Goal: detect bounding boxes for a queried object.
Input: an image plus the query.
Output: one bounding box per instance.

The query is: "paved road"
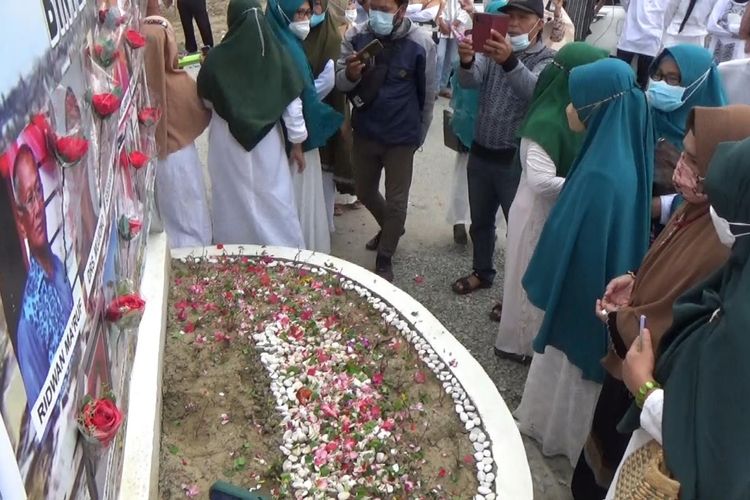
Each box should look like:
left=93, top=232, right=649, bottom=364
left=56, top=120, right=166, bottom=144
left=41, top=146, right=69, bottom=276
left=190, top=73, right=574, bottom=498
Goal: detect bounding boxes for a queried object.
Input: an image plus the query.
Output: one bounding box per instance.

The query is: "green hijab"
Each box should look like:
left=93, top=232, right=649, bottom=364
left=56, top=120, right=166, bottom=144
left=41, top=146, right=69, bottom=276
left=304, top=0, right=343, bottom=77
left=196, top=0, right=304, bottom=151
left=518, top=42, right=608, bottom=177
left=621, top=138, right=750, bottom=500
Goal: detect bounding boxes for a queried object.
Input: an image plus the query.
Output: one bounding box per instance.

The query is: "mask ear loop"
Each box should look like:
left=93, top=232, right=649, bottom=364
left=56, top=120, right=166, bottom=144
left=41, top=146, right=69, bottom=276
left=278, top=4, right=293, bottom=25
left=679, top=69, right=711, bottom=104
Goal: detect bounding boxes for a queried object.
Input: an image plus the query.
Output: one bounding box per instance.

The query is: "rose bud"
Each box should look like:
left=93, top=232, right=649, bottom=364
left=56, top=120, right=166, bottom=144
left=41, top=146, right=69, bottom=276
left=91, top=92, right=121, bottom=119
left=125, top=29, right=146, bottom=49
left=127, top=150, right=150, bottom=169
left=137, top=107, right=162, bottom=127
left=54, top=134, right=89, bottom=165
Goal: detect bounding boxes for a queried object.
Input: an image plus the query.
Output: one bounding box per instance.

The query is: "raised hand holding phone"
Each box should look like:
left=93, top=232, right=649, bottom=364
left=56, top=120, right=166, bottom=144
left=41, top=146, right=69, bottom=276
left=483, top=29, right=513, bottom=65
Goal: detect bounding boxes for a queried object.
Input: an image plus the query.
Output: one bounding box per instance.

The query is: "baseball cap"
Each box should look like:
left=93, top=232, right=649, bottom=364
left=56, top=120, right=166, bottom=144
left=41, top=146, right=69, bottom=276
left=499, top=0, right=544, bottom=18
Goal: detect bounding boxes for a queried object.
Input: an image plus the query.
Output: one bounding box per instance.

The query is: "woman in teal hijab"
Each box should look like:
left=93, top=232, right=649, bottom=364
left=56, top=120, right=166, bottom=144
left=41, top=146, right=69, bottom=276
left=267, top=0, right=344, bottom=252
left=648, top=44, right=727, bottom=148
left=648, top=45, right=727, bottom=239
left=267, top=0, right=343, bottom=152
left=515, top=58, right=654, bottom=465
left=612, top=138, right=750, bottom=500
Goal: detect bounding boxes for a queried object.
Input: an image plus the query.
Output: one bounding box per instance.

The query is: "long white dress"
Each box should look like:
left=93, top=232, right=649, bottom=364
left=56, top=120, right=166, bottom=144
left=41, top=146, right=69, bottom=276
left=291, top=60, right=335, bottom=254
left=515, top=346, right=603, bottom=466
left=207, top=98, right=306, bottom=248
left=155, top=143, right=212, bottom=248
left=495, top=139, right=564, bottom=356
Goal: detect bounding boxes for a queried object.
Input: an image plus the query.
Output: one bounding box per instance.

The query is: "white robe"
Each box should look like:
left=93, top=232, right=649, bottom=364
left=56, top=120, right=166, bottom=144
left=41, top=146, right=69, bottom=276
left=446, top=152, right=471, bottom=226
left=292, top=150, right=331, bottom=253
left=495, top=139, right=563, bottom=357
left=515, top=346, right=603, bottom=467
left=719, top=58, right=750, bottom=104
left=207, top=100, right=306, bottom=248
left=155, top=143, right=212, bottom=249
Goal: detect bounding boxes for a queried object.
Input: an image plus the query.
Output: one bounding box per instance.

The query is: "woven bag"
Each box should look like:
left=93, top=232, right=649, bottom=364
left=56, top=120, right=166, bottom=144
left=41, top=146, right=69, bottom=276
left=614, top=440, right=680, bottom=500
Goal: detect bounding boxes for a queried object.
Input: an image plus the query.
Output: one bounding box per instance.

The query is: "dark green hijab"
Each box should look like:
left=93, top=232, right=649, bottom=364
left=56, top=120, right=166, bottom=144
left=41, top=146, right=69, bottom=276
left=196, top=0, right=304, bottom=151
left=518, top=42, right=608, bottom=177
left=303, top=0, right=342, bottom=77
left=621, top=138, right=750, bottom=500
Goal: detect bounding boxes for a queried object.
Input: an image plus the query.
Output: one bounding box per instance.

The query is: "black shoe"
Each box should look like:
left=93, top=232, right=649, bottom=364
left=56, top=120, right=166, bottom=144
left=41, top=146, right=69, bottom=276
left=453, top=224, right=468, bottom=245
left=494, top=346, right=532, bottom=365
left=365, top=231, right=382, bottom=251
left=375, top=254, right=394, bottom=282
left=365, top=229, right=405, bottom=251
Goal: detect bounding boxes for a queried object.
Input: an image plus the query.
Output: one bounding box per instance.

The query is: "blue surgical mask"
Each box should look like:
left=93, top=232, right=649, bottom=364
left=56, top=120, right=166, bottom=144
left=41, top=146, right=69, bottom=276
left=369, top=10, right=395, bottom=36
left=311, top=12, right=326, bottom=28
left=509, top=21, right=540, bottom=52
left=646, top=79, right=685, bottom=112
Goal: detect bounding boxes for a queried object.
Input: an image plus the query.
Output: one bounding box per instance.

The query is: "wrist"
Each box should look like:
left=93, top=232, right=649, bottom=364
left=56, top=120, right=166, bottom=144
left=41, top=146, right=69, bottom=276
left=501, top=54, right=519, bottom=72
left=635, top=379, right=661, bottom=408
left=460, top=56, right=475, bottom=68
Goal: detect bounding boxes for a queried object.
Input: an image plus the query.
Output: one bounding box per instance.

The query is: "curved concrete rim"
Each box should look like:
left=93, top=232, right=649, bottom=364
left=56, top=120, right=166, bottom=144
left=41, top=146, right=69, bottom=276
left=171, top=245, right=533, bottom=499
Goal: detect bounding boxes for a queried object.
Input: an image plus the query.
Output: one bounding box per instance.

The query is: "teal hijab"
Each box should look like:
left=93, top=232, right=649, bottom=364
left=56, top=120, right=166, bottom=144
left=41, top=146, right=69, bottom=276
left=449, top=0, right=505, bottom=148
left=620, top=139, right=750, bottom=500
left=650, top=45, right=727, bottom=148
left=266, top=0, right=343, bottom=151
left=522, top=58, right=654, bottom=383
left=197, top=0, right=304, bottom=151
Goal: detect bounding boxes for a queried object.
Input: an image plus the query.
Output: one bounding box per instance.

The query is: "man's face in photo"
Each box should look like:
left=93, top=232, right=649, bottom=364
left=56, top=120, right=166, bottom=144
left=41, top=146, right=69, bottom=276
left=14, top=149, right=49, bottom=255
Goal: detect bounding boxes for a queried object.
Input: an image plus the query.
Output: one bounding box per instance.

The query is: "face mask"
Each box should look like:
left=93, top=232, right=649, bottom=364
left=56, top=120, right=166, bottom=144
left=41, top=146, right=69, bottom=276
left=509, top=21, right=540, bottom=52
left=345, top=8, right=358, bottom=22
left=647, top=79, right=685, bottom=112
left=709, top=205, right=750, bottom=248
left=369, top=10, right=395, bottom=36
left=289, top=20, right=311, bottom=40
left=566, top=103, right=585, bottom=133
left=311, top=12, right=326, bottom=28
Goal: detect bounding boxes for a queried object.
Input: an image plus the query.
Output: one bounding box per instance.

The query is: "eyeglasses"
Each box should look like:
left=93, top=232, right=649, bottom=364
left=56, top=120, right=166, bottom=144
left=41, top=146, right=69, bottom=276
left=651, top=71, right=681, bottom=86
left=17, top=181, right=43, bottom=214
left=295, top=8, right=313, bottom=18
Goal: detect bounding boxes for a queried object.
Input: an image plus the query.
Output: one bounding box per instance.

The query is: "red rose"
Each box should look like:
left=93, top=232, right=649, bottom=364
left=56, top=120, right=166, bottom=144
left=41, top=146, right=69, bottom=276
left=296, top=387, right=313, bottom=404
left=105, top=294, right=146, bottom=322
left=92, top=39, right=119, bottom=67
left=125, top=29, right=146, bottom=49
left=117, top=214, right=143, bottom=241
left=127, top=150, right=150, bottom=169
left=137, top=107, right=162, bottom=127
left=92, top=92, right=121, bottom=118
left=78, top=397, right=123, bottom=447
left=53, top=134, right=89, bottom=165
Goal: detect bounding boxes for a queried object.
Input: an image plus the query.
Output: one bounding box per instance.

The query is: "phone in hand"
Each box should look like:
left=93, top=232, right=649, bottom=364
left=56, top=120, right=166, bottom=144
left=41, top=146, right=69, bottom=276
left=356, top=39, right=384, bottom=63
left=471, top=13, right=509, bottom=53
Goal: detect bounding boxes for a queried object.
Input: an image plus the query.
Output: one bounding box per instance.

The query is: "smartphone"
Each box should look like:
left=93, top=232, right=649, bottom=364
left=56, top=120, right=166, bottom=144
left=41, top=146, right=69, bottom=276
left=356, top=39, right=384, bottom=63
left=638, top=315, right=647, bottom=349
left=471, top=13, right=509, bottom=53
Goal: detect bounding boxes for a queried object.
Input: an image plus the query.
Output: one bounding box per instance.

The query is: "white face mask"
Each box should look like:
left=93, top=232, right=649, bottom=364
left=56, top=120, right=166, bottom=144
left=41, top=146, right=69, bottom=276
left=289, top=20, right=311, bottom=40
left=345, top=8, right=357, bottom=22
left=709, top=205, right=750, bottom=248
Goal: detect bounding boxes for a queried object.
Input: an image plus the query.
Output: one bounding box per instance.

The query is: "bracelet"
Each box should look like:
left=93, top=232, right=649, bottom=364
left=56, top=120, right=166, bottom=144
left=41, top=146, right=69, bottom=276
left=635, top=380, right=661, bottom=409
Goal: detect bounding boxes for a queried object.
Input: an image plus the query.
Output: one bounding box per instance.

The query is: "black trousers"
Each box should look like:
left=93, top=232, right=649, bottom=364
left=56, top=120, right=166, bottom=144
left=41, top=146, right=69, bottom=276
left=177, top=0, right=214, bottom=53
left=616, top=49, right=655, bottom=89
left=467, top=144, right=521, bottom=284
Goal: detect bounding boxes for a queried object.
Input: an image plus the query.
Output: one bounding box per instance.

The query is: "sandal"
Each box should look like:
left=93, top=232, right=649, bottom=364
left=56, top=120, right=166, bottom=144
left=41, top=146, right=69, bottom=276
left=489, top=302, right=503, bottom=322
left=494, top=347, right=532, bottom=365
left=451, top=272, right=491, bottom=295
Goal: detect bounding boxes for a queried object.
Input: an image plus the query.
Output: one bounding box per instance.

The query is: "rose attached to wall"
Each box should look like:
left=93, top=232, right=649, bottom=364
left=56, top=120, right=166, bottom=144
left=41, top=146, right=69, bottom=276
left=76, top=392, right=124, bottom=447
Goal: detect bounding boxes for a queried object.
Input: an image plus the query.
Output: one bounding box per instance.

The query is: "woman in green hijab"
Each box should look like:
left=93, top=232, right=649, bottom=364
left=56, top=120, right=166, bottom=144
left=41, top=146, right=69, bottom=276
left=608, top=137, right=750, bottom=500
left=197, top=0, right=307, bottom=247
left=493, top=42, right=608, bottom=364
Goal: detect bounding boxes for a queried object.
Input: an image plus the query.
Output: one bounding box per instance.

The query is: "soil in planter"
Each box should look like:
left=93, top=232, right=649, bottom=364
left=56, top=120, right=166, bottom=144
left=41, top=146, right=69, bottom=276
left=159, top=256, right=480, bottom=498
